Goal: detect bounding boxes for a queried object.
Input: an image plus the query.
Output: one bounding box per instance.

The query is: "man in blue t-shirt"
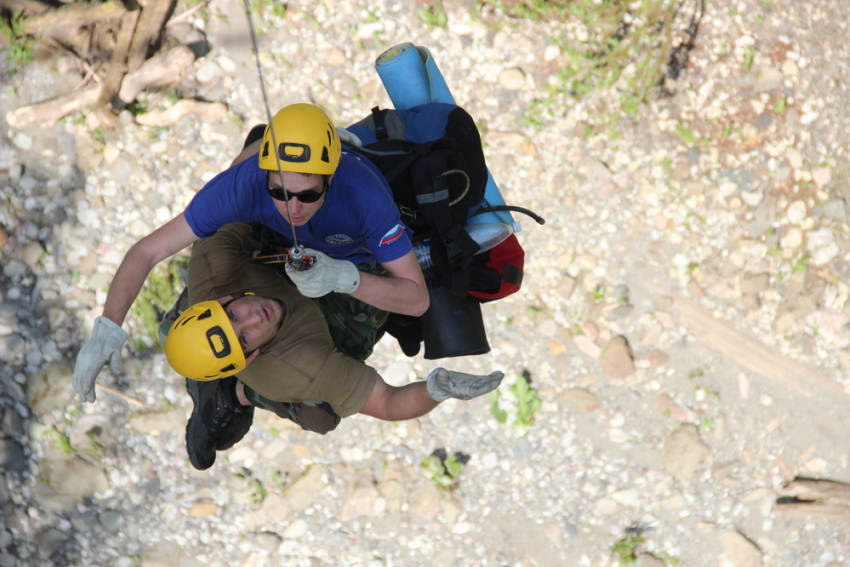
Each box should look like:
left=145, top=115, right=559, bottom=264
left=73, top=103, right=430, bottom=403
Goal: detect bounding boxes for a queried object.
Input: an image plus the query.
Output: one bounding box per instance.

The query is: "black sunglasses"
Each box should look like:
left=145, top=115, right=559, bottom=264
left=266, top=174, right=328, bottom=203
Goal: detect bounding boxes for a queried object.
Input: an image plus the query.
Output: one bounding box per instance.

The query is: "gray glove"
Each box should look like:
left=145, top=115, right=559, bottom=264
left=336, top=127, right=362, bottom=148
left=285, top=248, right=361, bottom=298
left=426, top=368, right=505, bottom=402
left=72, top=316, right=128, bottom=403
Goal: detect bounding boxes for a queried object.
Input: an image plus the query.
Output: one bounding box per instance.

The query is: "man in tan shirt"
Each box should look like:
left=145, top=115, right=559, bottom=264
left=162, top=222, right=503, bottom=470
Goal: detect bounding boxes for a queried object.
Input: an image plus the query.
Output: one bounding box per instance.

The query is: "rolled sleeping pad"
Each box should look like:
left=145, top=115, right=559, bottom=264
left=374, top=43, right=520, bottom=231
left=374, top=42, right=455, bottom=110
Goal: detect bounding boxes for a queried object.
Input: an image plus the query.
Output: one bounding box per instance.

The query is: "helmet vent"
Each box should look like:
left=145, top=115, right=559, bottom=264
left=321, top=147, right=330, bottom=163
left=198, top=309, right=212, bottom=320
left=178, top=315, right=196, bottom=326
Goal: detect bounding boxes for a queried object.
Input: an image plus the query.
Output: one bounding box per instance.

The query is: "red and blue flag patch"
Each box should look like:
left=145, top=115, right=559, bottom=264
left=379, top=224, right=404, bottom=247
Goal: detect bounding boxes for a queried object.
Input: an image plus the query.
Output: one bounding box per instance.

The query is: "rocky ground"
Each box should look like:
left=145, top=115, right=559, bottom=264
left=1, top=0, right=850, bottom=565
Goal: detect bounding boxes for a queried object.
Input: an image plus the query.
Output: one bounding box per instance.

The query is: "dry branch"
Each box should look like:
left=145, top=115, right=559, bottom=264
left=127, top=0, right=177, bottom=72
left=22, top=1, right=126, bottom=36
left=97, top=9, right=140, bottom=107
left=0, top=0, right=55, bottom=16
left=5, top=45, right=195, bottom=128
left=135, top=99, right=227, bottom=127
left=774, top=478, right=850, bottom=520
left=673, top=295, right=849, bottom=400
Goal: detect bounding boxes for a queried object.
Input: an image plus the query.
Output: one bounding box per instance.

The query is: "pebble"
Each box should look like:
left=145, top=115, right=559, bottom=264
left=497, top=67, right=526, bottom=91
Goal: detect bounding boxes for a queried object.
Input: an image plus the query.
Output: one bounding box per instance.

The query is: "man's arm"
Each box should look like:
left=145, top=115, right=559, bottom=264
left=102, top=213, right=199, bottom=324
left=73, top=213, right=200, bottom=402
left=358, top=377, right=438, bottom=421
left=358, top=368, right=505, bottom=421
left=350, top=250, right=430, bottom=316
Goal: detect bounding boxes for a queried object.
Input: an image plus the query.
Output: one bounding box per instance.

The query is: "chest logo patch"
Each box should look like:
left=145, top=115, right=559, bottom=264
left=326, top=234, right=354, bottom=245
left=379, top=224, right=405, bottom=247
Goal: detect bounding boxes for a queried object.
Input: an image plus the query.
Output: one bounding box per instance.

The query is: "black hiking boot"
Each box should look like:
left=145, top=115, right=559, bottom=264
left=185, top=377, right=253, bottom=470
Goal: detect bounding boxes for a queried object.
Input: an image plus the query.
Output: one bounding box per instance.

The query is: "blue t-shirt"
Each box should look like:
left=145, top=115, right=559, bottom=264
left=185, top=152, right=412, bottom=265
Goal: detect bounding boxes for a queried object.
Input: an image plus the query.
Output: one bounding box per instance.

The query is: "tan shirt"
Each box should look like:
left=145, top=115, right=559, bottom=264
left=187, top=223, right=377, bottom=417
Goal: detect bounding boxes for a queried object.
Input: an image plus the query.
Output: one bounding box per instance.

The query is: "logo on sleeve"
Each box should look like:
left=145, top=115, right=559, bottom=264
left=326, top=234, right=354, bottom=245
left=379, top=224, right=404, bottom=247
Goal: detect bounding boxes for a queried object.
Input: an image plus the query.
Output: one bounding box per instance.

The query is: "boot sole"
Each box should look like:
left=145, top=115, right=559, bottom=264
left=186, top=378, right=215, bottom=471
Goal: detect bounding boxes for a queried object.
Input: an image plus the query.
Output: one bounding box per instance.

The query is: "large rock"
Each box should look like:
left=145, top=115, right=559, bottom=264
left=282, top=465, right=326, bottom=512
left=664, top=424, right=710, bottom=481
left=141, top=540, right=205, bottom=567
left=27, top=360, right=75, bottom=417
left=600, top=335, right=636, bottom=379
left=719, top=530, right=763, bottom=567
left=32, top=457, right=109, bottom=512
left=128, top=407, right=187, bottom=435
left=340, top=470, right=382, bottom=521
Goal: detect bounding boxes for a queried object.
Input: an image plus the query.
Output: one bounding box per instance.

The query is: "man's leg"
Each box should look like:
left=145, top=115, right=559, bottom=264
left=240, top=383, right=341, bottom=435
left=160, top=289, right=256, bottom=469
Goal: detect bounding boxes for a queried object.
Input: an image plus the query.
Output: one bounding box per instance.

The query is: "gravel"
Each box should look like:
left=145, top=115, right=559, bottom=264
left=1, top=0, right=850, bottom=565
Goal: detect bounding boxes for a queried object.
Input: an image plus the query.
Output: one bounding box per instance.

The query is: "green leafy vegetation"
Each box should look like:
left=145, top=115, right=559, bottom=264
left=0, top=12, right=34, bottom=71
left=490, top=373, right=542, bottom=428
left=417, top=0, right=448, bottom=29
left=489, top=0, right=703, bottom=126
left=489, top=391, right=508, bottom=423
left=510, top=374, right=542, bottom=428
left=44, top=425, right=73, bottom=456
left=130, top=255, right=189, bottom=349
left=420, top=451, right=463, bottom=497
left=611, top=532, right=644, bottom=564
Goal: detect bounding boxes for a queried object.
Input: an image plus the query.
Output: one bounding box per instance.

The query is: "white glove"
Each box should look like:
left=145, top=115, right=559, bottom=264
left=336, top=127, right=362, bottom=148
left=426, top=368, right=505, bottom=402
left=72, top=316, right=128, bottom=403
left=285, top=248, right=361, bottom=298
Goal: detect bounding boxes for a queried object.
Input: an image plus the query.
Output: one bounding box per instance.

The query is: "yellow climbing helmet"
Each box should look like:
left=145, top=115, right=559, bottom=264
left=164, top=300, right=246, bottom=381
left=259, top=103, right=341, bottom=175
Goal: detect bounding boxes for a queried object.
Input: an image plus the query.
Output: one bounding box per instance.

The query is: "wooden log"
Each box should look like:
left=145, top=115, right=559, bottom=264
left=22, top=1, right=126, bottom=36
left=118, top=44, right=194, bottom=102
left=135, top=99, right=227, bottom=127
left=127, top=0, right=177, bottom=72
left=97, top=9, right=140, bottom=107
left=5, top=45, right=195, bottom=128
left=773, top=478, right=850, bottom=519
left=0, top=0, right=56, bottom=16
left=674, top=295, right=850, bottom=400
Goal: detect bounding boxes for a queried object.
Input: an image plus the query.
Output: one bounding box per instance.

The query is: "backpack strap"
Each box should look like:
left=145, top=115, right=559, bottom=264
left=371, top=106, right=388, bottom=140
left=410, top=149, right=480, bottom=294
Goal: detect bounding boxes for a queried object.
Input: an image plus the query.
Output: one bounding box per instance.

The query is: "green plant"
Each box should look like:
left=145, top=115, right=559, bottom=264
left=44, top=425, right=73, bottom=456
left=420, top=452, right=462, bottom=497
left=510, top=374, right=542, bottom=428
left=417, top=0, right=448, bottom=29
left=593, top=285, right=605, bottom=303
left=86, top=430, right=104, bottom=458
left=91, top=127, right=107, bottom=144
left=509, top=0, right=702, bottom=125
left=271, top=471, right=287, bottom=491
left=130, top=255, right=189, bottom=348
left=611, top=532, right=644, bottom=565
left=489, top=391, right=508, bottom=423
left=743, top=46, right=756, bottom=71
left=244, top=478, right=268, bottom=506
left=126, top=100, right=148, bottom=116
left=700, top=417, right=716, bottom=431
left=677, top=123, right=697, bottom=144
left=0, top=12, right=34, bottom=70
left=791, top=256, right=809, bottom=273
left=687, top=367, right=705, bottom=379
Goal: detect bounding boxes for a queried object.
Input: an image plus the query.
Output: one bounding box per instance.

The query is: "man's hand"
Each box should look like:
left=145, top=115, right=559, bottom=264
left=426, top=368, right=505, bottom=402
left=286, top=249, right=361, bottom=298
left=72, top=317, right=129, bottom=403
left=336, top=127, right=362, bottom=148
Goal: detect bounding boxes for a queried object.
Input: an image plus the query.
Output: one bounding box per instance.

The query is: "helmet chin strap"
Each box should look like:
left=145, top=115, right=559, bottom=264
left=240, top=0, right=304, bottom=263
